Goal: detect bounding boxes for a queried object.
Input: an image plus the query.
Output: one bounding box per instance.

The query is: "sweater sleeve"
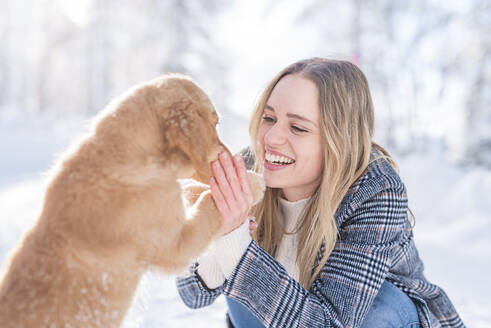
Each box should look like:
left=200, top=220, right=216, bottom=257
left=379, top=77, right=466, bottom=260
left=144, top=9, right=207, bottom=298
left=221, top=178, right=409, bottom=328
left=175, top=220, right=252, bottom=308
left=212, top=220, right=252, bottom=279
left=175, top=260, right=223, bottom=309
left=195, top=219, right=251, bottom=288
left=195, top=252, right=225, bottom=289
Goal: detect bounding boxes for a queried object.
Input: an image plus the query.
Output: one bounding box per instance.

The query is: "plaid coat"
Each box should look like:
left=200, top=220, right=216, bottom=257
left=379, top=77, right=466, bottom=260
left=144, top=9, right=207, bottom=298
left=176, top=150, right=465, bottom=328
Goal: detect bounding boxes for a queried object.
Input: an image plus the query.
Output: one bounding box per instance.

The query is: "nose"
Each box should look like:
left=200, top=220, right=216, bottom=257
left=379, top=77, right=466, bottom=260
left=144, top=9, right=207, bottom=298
left=263, top=123, right=287, bottom=146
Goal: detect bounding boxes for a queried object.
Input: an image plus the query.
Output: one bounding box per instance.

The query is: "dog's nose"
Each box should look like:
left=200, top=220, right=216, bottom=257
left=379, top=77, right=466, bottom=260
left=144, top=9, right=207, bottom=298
left=211, top=143, right=232, bottom=162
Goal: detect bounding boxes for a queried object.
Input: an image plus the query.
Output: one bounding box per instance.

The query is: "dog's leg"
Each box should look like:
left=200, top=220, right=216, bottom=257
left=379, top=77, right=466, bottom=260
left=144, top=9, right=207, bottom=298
left=174, top=172, right=265, bottom=266
left=182, top=183, right=209, bottom=206
left=173, top=190, right=221, bottom=266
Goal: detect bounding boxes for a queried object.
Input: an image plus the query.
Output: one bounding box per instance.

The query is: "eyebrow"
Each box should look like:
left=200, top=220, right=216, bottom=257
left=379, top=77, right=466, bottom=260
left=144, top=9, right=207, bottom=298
left=264, top=104, right=316, bottom=125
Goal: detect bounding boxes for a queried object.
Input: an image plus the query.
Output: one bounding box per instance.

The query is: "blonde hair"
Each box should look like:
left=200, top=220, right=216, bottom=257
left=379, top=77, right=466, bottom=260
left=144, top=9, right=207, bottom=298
left=249, top=58, right=407, bottom=289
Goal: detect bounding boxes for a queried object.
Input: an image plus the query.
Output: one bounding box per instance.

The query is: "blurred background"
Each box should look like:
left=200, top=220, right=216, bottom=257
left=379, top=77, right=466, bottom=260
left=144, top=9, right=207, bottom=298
left=0, top=0, right=490, bottom=327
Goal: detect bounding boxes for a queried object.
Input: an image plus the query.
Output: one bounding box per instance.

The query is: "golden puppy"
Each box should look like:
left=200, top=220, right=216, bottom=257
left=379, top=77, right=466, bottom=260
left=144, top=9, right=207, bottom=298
left=0, top=74, right=265, bottom=328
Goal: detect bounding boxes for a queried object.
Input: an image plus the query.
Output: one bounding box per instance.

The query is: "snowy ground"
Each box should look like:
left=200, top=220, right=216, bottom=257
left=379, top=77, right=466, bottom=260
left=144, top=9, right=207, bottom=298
left=0, top=115, right=490, bottom=327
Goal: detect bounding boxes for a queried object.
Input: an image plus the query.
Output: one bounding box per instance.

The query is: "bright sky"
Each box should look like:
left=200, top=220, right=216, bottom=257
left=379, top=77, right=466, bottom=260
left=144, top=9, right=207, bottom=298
left=214, top=0, right=323, bottom=115
left=53, top=0, right=474, bottom=152
left=213, top=0, right=469, bottom=147
left=56, top=0, right=92, bottom=27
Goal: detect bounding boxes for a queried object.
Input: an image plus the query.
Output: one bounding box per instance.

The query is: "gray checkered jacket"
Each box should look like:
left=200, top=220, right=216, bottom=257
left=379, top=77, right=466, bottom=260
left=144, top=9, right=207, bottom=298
left=176, top=149, right=464, bottom=328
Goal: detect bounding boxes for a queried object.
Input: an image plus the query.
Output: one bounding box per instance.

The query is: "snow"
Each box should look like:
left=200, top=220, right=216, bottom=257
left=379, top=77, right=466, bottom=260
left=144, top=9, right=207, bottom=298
left=0, top=114, right=490, bottom=327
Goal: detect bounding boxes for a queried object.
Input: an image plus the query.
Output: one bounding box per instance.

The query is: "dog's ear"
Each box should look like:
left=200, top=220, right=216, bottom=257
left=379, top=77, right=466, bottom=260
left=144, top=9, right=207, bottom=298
left=163, top=102, right=212, bottom=180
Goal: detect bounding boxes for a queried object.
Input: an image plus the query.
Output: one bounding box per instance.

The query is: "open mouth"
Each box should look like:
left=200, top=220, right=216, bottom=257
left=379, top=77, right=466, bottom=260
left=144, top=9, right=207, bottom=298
left=264, top=152, right=295, bottom=166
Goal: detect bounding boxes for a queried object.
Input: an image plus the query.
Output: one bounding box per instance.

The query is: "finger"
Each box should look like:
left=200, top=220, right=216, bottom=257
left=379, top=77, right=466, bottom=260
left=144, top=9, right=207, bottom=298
left=219, top=152, right=244, bottom=202
left=234, top=155, right=253, bottom=200
left=210, top=176, right=230, bottom=214
left=212, top=160, right=236, bottom=206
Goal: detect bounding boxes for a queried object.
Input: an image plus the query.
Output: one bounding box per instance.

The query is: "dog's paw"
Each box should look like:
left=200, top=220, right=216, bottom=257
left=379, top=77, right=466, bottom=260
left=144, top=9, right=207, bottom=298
left=246, top=171, right=265, bottom=205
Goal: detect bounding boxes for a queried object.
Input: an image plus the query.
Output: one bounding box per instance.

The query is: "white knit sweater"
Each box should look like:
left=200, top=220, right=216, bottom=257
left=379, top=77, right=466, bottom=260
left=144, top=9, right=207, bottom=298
left=196, top=197, right=310, bottom=289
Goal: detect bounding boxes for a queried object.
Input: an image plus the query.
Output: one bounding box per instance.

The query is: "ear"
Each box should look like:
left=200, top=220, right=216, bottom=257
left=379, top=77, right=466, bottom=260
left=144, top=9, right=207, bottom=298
left=163, top=102, right=211, bottom=180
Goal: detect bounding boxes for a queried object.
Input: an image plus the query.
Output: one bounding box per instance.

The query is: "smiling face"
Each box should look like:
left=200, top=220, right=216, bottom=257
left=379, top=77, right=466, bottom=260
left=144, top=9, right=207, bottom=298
left=257, top=74, right=324, bottom=201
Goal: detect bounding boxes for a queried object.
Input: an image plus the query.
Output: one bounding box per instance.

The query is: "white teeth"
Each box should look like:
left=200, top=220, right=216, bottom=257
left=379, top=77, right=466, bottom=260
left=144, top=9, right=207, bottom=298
left=265, top=152, right=295, bottom=164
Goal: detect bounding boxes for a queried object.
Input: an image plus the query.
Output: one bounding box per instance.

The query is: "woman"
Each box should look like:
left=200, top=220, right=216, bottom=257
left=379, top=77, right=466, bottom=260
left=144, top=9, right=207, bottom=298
left=176, top=58, right=464, bottom=327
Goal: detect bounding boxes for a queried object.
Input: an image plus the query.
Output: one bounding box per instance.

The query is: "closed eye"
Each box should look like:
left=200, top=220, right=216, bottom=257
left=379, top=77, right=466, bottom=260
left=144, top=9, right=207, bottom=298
left=292, top=126, right=308, bottom=133
left=262, top=116, right=309, bottom=133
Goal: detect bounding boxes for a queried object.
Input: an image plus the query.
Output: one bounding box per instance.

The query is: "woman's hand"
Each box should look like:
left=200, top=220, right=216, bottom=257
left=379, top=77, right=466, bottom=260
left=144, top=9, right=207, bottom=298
left=210, top=151, right=254, bottom=236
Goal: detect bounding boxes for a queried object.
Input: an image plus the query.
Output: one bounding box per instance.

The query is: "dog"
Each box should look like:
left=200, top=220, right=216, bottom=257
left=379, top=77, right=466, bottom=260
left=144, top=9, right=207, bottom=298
left=0, top=74, right=265, bottom=328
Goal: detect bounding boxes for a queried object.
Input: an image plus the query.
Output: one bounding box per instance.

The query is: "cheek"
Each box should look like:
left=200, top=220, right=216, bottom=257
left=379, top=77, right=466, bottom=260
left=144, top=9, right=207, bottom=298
left=257, top=124, right=267, bottom=148
left=312, top=152, right=324, bottom=175
left=299, top=140, right=323, bottom=170
left=313, top=149, right=324, bottom=175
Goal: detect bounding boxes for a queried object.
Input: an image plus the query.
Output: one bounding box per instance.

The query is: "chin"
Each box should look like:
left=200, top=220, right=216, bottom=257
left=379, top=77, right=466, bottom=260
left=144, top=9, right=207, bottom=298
left=263, top=176, right=282, bottom=189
